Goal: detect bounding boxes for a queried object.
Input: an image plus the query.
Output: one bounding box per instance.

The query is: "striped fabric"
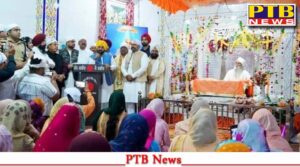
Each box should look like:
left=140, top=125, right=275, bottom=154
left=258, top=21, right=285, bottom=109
left=17, top=74, right=57, bottom=116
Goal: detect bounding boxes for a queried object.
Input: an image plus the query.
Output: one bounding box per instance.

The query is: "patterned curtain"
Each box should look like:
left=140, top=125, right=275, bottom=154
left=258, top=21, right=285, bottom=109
left=98, top=0, right=107, bottom=39
left=35, top=0, right=59, bottom=39
left=126, top=0, right=134, bottom=26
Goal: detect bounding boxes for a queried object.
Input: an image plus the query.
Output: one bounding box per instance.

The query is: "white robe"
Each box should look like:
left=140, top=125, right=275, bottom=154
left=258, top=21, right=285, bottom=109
left=0, top=61, right=30, bottom=100
left=97, top=56, right=117, bottom=104
left=77, top=49, right=95, bottom=64
left=223, top=68, right=251, bottom=81
left=121, top=52, right=149, bottom=103
left=148, top=59, right=160, bottom=93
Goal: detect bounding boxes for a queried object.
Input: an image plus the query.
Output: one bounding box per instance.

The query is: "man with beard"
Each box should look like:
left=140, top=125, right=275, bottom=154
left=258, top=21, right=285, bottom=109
left=59, top=37, right=79, bottom=88
left=223, top=57, right=251, bottom=81
left=121, top=40, right=149, bottom=114
left=140, top=33, right=151, bottom=57
left=147, top=46, right=165, bottom=96
left=32, top=34, right=55, bottom=73
left=91, top=40, right=116, bottom=108
left=6, top=24, right=27, bottom=69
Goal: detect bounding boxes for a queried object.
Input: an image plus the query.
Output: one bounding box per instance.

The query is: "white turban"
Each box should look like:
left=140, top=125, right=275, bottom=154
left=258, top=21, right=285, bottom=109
left=0, top=53, right=7, bottom=64
left=46, top=37, right=57, bottom=47
left=236, top=57, right=246, bottom=67
left=29, top=54, right=47, bottom=68
left=130, top=39, right=141, bottom=46
left=6, top=24, right=19, bottom=32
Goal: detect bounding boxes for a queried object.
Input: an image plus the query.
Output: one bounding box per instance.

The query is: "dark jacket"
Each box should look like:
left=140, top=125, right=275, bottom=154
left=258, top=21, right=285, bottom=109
left=47, top=51, right=68, bottom=92
left=59, top=48, right=79, bottom=64
left=0, top=56, right=16, bottom=82
left=59, top=48, right=79, bottom=80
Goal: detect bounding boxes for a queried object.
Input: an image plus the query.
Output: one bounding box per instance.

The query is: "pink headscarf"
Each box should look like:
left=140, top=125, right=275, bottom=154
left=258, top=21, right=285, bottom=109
left=139, top=109, right=156, bottom=150
left=252, top=108, right=293, bottom=152
left=147, top=98, right=164, bottom=118
left=146, top=99, right=170, bottom=151
left=33, top=104, right=80, bottom=152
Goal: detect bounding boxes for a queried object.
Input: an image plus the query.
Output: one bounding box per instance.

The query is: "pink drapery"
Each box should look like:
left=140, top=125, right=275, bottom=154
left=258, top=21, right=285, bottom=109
left=98, top=0, right=135, bottom=39
left=126, top=0, right=134, bottom=26
left=98, top=0, right=107, bottom=39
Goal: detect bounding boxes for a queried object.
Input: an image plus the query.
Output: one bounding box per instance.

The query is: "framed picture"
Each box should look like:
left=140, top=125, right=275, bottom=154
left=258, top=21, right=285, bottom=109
left=107, top=0, right=127, bottom=24
left=106, top=24, right=148, bottom=55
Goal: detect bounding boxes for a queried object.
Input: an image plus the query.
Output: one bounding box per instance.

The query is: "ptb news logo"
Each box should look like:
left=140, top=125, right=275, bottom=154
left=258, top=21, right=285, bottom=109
left=248, top=4, right=296, bottom=26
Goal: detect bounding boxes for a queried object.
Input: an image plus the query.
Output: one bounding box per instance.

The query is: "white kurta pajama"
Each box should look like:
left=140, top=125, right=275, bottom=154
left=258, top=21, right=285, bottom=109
left=147, top=58, right=165, bottom=95
left=122, top=52, right=149, bottom=114
left=77, top=49, right=95, bottom=64
left=149, top=59, right=160, bottom=93
left=96, top=56, right=117, bottom=106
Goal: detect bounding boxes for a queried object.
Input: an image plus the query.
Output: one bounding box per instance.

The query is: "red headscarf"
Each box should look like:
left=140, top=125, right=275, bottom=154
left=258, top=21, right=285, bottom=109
left=139, top=109, right=156, bottom=150
left=33, top=104, right=80, bottom=152
left=141, top=33, right=151, bottom=43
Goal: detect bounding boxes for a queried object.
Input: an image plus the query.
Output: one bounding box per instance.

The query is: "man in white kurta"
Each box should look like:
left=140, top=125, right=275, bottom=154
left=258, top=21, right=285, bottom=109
left=77, top=38, right=95, bottom=64
left=147, top=46, right=165, bottom=95
left=91, top=40, right=116, bottom=109
left=122, top=41, right=149, bottom=114
left=223, top=57, right=251, bottom=81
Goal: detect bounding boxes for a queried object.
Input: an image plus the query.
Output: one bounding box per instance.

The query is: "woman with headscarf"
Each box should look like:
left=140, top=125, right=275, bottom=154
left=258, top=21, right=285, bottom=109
left=41, top=97, right=69, bottom=134
left=169, top=108, right=218, bottom=152
left=96, top=90, right=127, bottom=141
left=41, top=96, right=85, bottom=134
left=69, top=132, right=111, bottom=152
left=29, top=98, right=47, bottom=132
left=0, top=100, right=35, bottom=151
left=139, top=109, right=160, bottom=152
left=215, top=140, right=252, bottom=152
left=236, top=119, right=269, bottom=152
left=252, top=109, right=293, bottom=152
left=0, top=125, right=13, bottom=152
left=63, top=87, right=86, bottom=133
left=109, top=114, right=149, bottom=152
left=0, top=99, right=13, bottom=114
left=34, top=104, right=80, bottom=152
left=146, top=98, right=170, bottom=151
left=174, top=99, right=210, bottom=136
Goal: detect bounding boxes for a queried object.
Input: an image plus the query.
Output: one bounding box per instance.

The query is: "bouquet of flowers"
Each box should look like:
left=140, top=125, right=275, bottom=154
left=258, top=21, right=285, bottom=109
left=253, top=71, right=270, bottom=86
left=253, top=71, right=271, bottom=102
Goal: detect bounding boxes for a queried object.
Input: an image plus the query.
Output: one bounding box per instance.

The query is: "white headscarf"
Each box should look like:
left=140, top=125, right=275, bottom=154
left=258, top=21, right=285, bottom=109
left=64, top=87, right=82, bottom=103
left=189, top=108, right=217, bottom=146
left=190, top=99, right=210, bottom=117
